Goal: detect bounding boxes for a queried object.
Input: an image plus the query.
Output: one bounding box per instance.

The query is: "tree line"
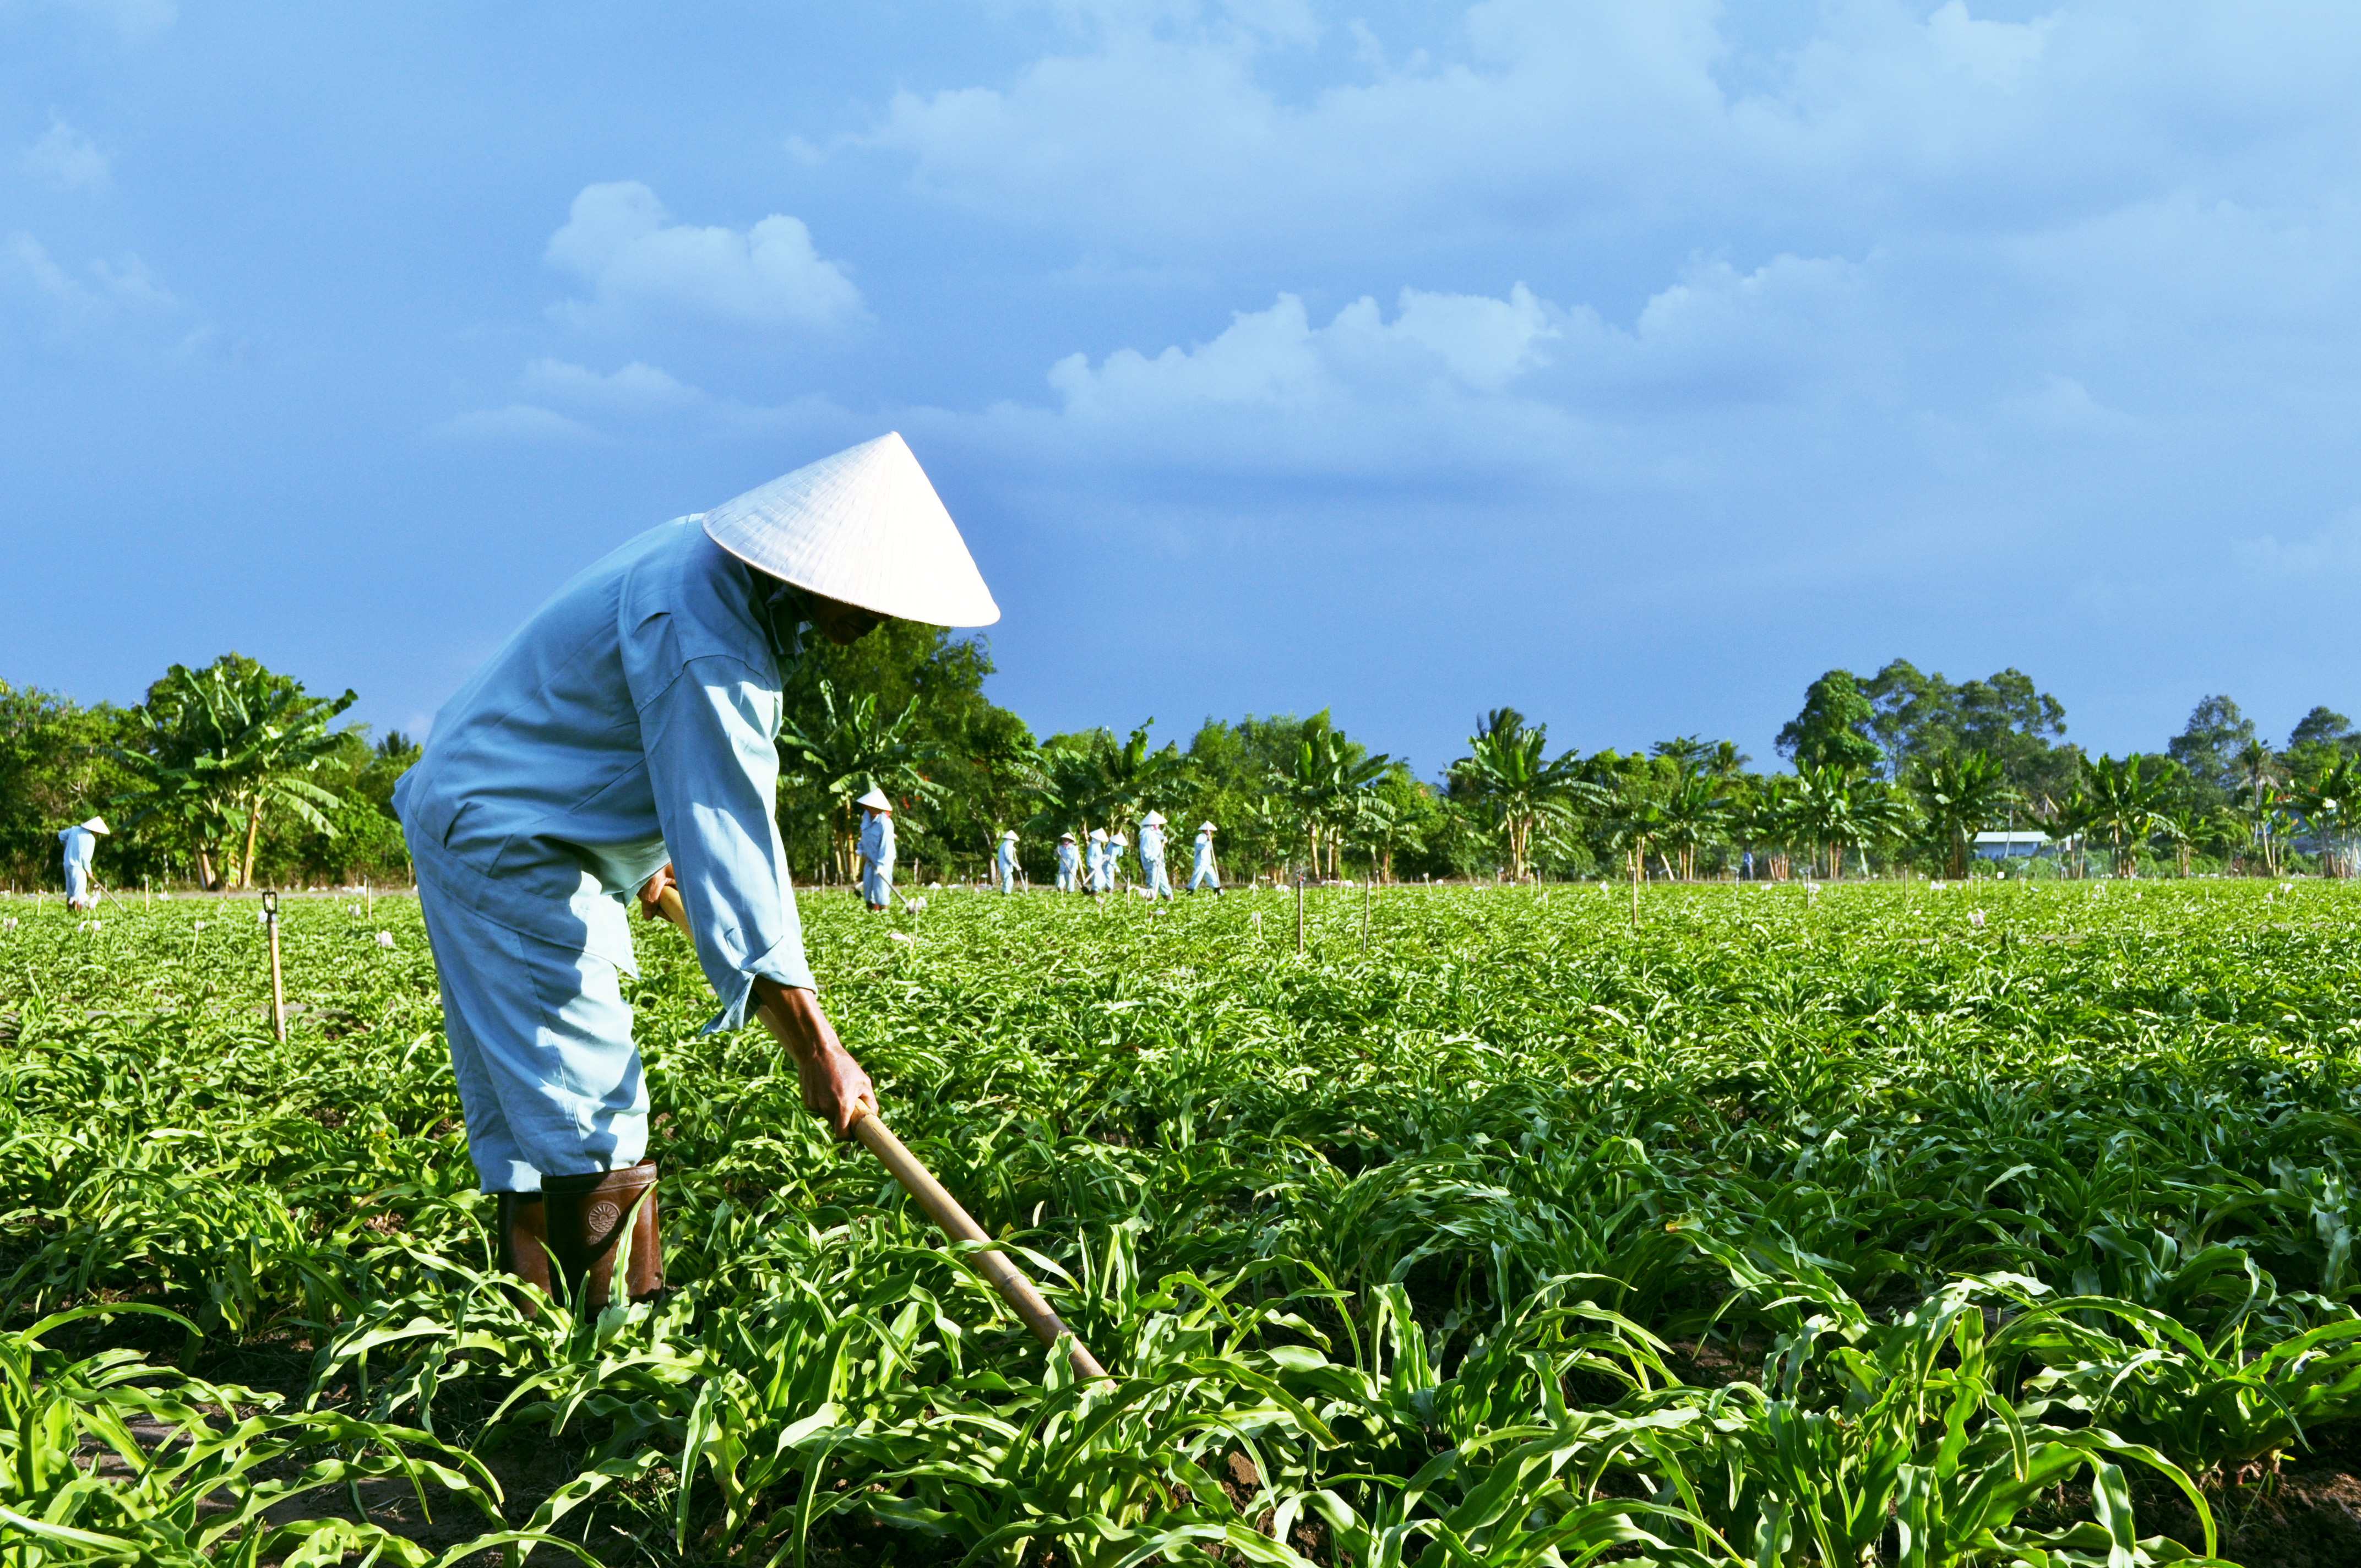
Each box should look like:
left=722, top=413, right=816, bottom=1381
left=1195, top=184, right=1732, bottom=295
left=6, top=646, right=2354, bottom=894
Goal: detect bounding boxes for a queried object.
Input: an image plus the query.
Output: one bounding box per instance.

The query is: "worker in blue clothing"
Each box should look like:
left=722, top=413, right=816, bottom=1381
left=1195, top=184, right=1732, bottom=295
left=1188, top=821, right=1221, bottom=895
left=1054, top=831, right=1081, bottom=892
left=58, top=816, right=108, bottom=910
left=1085, top=828, right=1109, bottom=896
left=1136, top=812, right=1173, bottom=901
left=857, top=789, right=896, bottom=911
left=393, top=433, right=998, bottom=1314
left=995, top=830, right=1020, bottom=894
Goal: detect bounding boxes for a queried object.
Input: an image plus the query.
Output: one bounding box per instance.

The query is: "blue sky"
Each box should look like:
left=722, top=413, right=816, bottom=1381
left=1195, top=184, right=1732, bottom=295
left=4, top=1, right=2355, bottom=777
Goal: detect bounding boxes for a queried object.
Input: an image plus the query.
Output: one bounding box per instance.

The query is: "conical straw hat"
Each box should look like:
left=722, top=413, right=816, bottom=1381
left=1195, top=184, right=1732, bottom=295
left=703, top=433, right=999, bottom=627
left=1199, top=821, right=1215, bottom=832
left=856, top=787, right=893, bottom=812
left=79, top=816, right=111, bottom=835
left=1142, top=811, right=1166, bottom=826
left=1000, top=829, right=1019, bottom=841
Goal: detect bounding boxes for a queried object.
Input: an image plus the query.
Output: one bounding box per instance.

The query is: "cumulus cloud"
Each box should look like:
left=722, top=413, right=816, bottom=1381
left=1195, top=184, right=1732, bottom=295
left=22, top=118, right=110, bottom=192
left=852, top=0, right=2361, bottom=265
left=428, top=404, right=594, bottom=442
left=2, top=231, right=175, bottom=328
left=520, top=357, right=705, bottom=413
left=545, top=181, right=863, bottom=333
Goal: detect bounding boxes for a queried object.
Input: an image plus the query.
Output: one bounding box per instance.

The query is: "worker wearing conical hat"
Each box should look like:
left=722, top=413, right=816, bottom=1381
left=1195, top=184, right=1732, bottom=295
left=856, top=788, right=896, bottom=911
left=1103, top=829, right=1128, bottom=896
left=1188, top=821, right=1221, bottom=895
left=1085, top=827, right=1108, bottom=896
left=393, top=433, right=996, bottom=1315
left=994, top=829, right=1020, bottom=895
left=1136, top=811, right=1173, bottom=901
left=58, top=816, right=108, bottom=911
left=1054, top=831, right=1081, bottom=893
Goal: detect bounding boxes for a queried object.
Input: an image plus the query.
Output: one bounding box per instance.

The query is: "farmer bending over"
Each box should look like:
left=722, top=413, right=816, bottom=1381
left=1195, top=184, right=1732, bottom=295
left=394, top=433, right=998, bottom=1313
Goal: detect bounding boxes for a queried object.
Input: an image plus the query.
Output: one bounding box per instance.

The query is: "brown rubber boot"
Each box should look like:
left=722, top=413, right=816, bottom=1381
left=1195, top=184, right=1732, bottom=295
left=495, top=1193, right=553, bottom=1300
left=541, top=1159, right=663, bottom=1316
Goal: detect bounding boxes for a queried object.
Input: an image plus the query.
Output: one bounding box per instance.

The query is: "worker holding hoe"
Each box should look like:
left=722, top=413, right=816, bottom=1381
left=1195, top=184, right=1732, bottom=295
left=58, top=816, right=108, bottom=911
left=994, top=829, right=1020, bottom=894
left=857, top=788, right=896, bottom=911
left=394, top=433, right=998, bottom=1315
left=1136, top=811, right=1173, bottom=901
left=1189, top=821, right=1222, bottom=895
left=1054, top=831, right=1080, bottom=893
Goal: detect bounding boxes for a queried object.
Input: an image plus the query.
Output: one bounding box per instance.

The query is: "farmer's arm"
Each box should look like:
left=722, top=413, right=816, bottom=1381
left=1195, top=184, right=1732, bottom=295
left=638, top=655, right=876, bottom=1136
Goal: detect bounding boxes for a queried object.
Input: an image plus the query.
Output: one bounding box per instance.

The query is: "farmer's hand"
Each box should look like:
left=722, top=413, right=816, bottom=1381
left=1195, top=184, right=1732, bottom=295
left=637, top=864, right=677, bottom=920
left=753, top=977, right=877, bottom=1140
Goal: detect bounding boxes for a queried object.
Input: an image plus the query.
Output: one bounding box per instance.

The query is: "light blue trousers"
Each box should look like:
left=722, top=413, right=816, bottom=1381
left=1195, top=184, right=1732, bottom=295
left=997, top=861, right=1016, bottom=893
left=417, top=876, right=648, bottom=1193
left=1056, top=867, right=1077, bottom=892
left=64, top=863, right=90, bottom=906
left=1141, top=858, right=1173, bottom=899
left=863, top=858, right=894, bottom=906
left=1188, top=863, right=1219, bottom=892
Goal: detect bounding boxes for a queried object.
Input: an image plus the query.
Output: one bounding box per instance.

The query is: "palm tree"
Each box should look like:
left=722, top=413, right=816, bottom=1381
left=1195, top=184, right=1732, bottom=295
left=1449, top=709, right=1599, bottom=883
left=113, top=657, right=357, bottom=890
left=778, top=680, right=945, bottom=883
left=1911, top=750, right=2019, bottom=880
left=2080, top=754, right=2174, bottom=876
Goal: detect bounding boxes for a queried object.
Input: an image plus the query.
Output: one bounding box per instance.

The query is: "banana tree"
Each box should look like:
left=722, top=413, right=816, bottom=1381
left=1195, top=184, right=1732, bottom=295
left=1911, top=750, right=2020, bottom=880
left=1279, top=720, right=1389, bottom=880
left=2080, top=754, right=2175, bottom=876
left=111, top=657, right=357, bottom=890
left=1789, top=763, right=1906, bottom=880
left=1449, top=709, right=1598, bottom=883
left=1654, top=764, right=1729, bottom=881
left=777, top=680, right=944, bottom=884
left=2288, top=755, right=2359, bottom=878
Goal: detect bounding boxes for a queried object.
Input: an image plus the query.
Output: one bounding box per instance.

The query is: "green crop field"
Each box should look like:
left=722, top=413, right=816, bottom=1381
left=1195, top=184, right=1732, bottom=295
left=6, top=881, right=2361, bottom=1566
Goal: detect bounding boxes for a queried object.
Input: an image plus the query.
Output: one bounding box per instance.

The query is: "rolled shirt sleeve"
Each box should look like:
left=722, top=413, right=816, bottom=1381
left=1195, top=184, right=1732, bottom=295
left=639, top=652, right=816, bottom=1032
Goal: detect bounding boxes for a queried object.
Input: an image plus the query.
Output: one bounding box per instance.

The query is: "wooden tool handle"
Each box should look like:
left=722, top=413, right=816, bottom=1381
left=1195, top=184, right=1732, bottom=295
left=645, top=878, right=1109, bottom=1380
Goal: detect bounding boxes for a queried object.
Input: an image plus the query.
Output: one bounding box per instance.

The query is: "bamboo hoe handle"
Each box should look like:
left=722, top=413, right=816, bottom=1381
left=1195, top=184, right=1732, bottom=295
left=649, top=884, right=1109, bottom=1381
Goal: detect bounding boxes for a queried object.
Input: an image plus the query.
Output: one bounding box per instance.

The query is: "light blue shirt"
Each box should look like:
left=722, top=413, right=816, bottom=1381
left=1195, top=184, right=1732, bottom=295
left=859, top=813, right=895, bottom=867
left=1056, top=840, right=1079, bottom=872
left=1138, top=823, right=1164, bottom=865
left=1193, top=831, right=1215, bottom=873
left=393, top=516, right=815, bottom=1032
left=58, top=826, right=97, bottom=872
left=996, top=839, right=1017, bottom=872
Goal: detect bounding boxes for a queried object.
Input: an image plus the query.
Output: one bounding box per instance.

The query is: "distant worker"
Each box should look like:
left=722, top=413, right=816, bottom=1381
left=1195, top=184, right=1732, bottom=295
left=1056, top=831, right=1081, bottom=892
left=857, top=788, right=896, bottom=911
left=1137, top=811, right=1173, bottom=900
left=995, top=829, right=1019, bottom=894
left=391, top=432, right=998, bottom=1316
left=58, top=816, right=108, bottom=910
left=1085, top=828, right=1110, bottom=895
left=1105, top=830, right=1128, bottom=895
left=1188, top=821, right=1221, bottom=895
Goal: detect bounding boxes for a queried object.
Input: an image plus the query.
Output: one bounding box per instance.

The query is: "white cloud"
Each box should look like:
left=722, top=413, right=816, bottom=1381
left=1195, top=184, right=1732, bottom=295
left=1048, top=284, right=1558, bottom=418
left=9, top=0, right=176, bottom=43
left=520, top=357, right=704, bottom=413
left=545, top=181, right=863, bottom=333
left=429, top=404, right=594, bottom=442
left=22, top=118, right=110, bottom=192
left=2, top=230, right=175, bottom=328
left=851, top=0, right=2361, bottom=266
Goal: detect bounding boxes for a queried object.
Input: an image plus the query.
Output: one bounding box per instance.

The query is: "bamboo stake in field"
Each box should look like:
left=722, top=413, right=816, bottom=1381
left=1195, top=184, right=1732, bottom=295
left=650, top=885, right=1109, bottom=1382
left=263, top=889, right=287, bottom=1043
left=1296, top=875, right=1305, bottom=954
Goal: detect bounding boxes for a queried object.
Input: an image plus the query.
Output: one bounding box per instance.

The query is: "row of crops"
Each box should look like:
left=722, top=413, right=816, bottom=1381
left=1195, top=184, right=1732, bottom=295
left=5, top=881, right=2360, bottom=1564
